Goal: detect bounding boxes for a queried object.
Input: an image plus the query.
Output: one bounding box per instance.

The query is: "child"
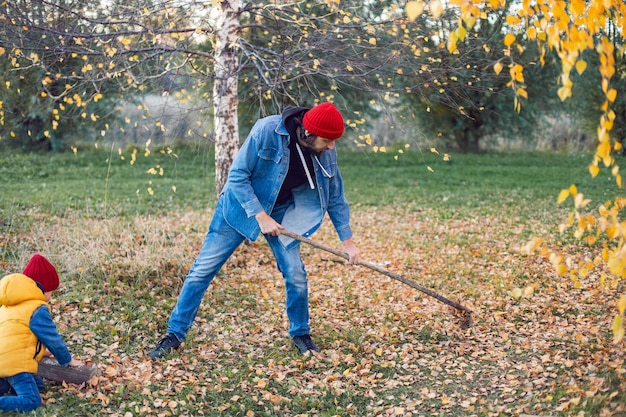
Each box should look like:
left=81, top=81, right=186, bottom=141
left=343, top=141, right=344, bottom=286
left=0, top=254, right=84, bottom=413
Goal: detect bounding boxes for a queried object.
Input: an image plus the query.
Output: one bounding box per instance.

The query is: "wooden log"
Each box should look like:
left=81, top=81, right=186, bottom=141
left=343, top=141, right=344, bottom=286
left=37, top=358, right=98, bottom=385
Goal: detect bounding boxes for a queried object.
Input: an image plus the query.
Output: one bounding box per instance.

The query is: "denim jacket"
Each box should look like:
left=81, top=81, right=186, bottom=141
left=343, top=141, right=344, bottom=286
left=221, top=115, right=353, bottom=245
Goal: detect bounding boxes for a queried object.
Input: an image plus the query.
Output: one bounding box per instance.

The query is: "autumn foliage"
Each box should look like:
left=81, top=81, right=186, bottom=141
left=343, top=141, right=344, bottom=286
left=404, top=0, right=626, bottom=341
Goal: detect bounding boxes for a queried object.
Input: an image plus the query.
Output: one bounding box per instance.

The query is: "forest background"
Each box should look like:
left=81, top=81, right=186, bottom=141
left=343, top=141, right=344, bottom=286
left=1, top=0, right=625, bottom=416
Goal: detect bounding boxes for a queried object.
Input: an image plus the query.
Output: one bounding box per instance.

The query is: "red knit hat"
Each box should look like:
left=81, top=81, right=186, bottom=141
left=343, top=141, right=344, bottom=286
left=23, top=254, right=59, bottom=292
left=302, top=102, right=345, bottom=140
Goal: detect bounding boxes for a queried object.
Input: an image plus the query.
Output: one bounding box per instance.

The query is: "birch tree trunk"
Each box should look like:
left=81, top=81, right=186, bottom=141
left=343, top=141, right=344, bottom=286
left=213, top=0, right=240, bottom=196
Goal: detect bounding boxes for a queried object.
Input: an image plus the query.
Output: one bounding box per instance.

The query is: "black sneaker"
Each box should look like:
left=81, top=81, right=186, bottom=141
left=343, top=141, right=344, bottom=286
left=292, top=334, right=320, bottom=355
left=148, top=334, right=181, bottom=359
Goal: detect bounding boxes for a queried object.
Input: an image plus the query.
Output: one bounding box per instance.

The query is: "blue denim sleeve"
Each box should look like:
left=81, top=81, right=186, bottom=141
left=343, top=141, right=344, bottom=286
left=227, top=130, right=265, bottom=217
left=30, top=306, right=72, bottom=366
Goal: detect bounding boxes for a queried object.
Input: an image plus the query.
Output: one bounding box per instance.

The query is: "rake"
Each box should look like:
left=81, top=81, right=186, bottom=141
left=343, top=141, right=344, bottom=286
left=281, top=230, right=473, bottom=329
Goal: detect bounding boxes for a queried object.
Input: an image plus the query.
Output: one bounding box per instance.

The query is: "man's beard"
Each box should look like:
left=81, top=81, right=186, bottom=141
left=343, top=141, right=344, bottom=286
left=296, top=140, right=320, bottom=156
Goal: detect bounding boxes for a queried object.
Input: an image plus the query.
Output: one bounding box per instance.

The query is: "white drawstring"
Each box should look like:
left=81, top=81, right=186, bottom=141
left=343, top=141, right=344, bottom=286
left=295, top=143, right=315, bottom=190
left=314, top=156, right=331, bottom=178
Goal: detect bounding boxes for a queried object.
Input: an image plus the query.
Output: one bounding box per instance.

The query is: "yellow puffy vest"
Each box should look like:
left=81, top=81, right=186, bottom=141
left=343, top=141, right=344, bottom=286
left=0, top=273, right=49, bottom=378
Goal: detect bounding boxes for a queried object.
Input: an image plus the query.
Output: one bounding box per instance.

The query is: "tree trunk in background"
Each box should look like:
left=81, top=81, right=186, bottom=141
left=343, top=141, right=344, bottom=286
left=213, top=0, right=240, bottom=196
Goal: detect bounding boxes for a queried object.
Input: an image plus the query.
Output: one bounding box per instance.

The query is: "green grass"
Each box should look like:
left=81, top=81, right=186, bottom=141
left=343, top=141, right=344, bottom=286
left=0, top=144, right=216, bottom=217
left=0, top=146, right=621, bottom=218
left=340, top=149, right=621, bottom=213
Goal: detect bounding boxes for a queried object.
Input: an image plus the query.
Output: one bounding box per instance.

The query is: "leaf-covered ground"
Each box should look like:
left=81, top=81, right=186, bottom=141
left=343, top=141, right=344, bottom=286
left=2, top=206, right=625, bottom=417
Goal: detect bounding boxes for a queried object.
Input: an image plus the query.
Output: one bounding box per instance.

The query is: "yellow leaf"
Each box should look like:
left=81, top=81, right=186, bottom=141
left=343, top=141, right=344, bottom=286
left=493, top=62, right=503, bottom=75
left=557, top=189, right=570, bottom=204
left=506, top=16, right=520, bottom=25
left=568, top=184, right=578, bottom=196
left=523, top=285, right=534, bottom=296
left=585, top=236, right=597, bottom=245
left=575, top=60, right=587, bottom=75
left=570, top=0, right=586, bottom=15
left=618, top=295, right=626, bottom=315
left=612, top=315, right=624, bottom=343
left=457, top=26, right=467, bottom=41
left=369, top=37, right=377, bottom=46
left=430, top=0, right=443, bottom=19
left=447, top=32, right=458, bottom=53
left=512, top=64, right=524, bottom=82
left=607, top=88, right=618, bottom=103
left=406, top=1, right=424, bottom=21
left=589, top=164, right=600, bottom=177
left=558, top=86, right=571, bottom=101
left=614, top=326, right=625, bottom=343
left=504, top=33, right=516, bottom=47
left=462, top=14, right=476, bottom=30
left=375, top=348, right=383, bottom=356
left=511, top=288, right=522, bottom=299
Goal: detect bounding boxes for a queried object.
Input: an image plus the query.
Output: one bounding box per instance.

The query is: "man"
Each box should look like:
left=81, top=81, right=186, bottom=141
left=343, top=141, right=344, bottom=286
left=148, top=102, right=361, bottom=359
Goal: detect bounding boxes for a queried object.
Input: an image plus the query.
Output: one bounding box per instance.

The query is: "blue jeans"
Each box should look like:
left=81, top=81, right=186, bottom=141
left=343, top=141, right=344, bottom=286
left=0, top=373, right=42, bottom=413
left=167, top=197, right=310, bottom=340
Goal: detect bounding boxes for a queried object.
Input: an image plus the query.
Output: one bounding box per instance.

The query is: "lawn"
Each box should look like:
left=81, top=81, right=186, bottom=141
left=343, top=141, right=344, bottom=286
left=0, top=146, right=624, bottom=417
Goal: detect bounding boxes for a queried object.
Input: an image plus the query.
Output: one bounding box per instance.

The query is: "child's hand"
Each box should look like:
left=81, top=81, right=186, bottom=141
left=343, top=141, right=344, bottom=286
left=44, top=349, right=53, bottom=357
left=68, top=358, right=85, bottom=367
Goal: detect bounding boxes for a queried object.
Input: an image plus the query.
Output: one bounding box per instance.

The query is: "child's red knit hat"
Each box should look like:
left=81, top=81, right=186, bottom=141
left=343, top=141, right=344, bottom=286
left=23, top=254, right=59, bottom=292
left=303, top=102, right=345, bottom=140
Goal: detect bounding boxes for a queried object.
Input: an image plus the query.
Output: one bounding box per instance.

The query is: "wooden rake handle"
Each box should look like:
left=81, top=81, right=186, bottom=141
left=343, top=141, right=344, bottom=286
left=281, top=230, right=473, bottom=327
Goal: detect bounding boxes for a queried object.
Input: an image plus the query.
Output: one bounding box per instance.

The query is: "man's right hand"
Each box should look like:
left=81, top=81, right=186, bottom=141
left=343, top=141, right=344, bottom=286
left=255, top=212, right=284, bottom=236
